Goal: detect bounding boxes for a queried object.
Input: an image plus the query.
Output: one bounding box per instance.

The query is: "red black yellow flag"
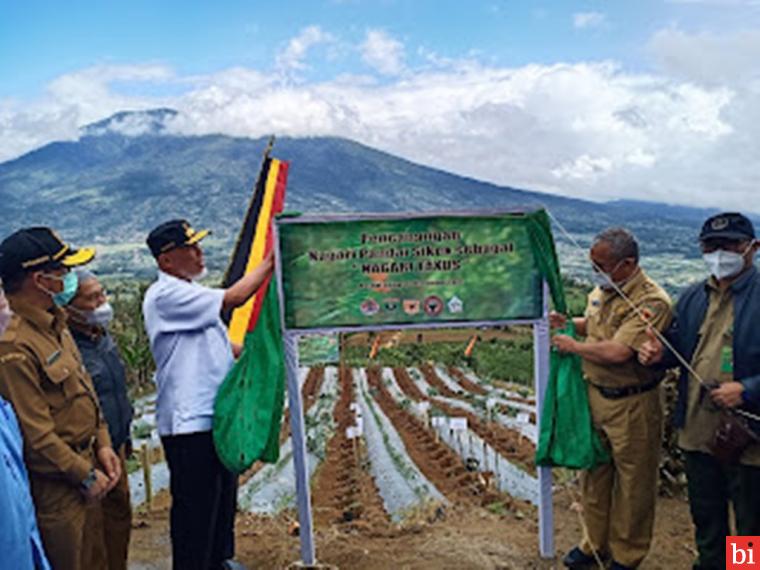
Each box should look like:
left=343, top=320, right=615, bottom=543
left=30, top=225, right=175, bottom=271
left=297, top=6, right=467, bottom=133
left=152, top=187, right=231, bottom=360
left=214, top=139, right=289, bottom=472
left=222, top=140, right=289, bottom=342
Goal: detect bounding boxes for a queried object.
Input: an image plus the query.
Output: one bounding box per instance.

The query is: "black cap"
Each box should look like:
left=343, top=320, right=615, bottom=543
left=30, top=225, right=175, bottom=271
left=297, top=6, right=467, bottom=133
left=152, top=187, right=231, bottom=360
left=0, top=227, right=95, bottom=280
left=699, top=212, right=756, bottom=242
left=147, top=219, right=210, bottom=258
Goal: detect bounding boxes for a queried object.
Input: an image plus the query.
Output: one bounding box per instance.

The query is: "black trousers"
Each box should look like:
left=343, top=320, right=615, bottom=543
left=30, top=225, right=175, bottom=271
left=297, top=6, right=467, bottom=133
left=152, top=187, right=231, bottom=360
left=684, top=451, right=760, bottom=570
left=162, top=431, right=238, bottom=570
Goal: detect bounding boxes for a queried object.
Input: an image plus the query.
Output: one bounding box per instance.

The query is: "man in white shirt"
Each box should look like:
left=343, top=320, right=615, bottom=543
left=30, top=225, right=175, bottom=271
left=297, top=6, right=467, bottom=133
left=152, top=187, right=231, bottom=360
left=142, top=220, right=273, bottom=570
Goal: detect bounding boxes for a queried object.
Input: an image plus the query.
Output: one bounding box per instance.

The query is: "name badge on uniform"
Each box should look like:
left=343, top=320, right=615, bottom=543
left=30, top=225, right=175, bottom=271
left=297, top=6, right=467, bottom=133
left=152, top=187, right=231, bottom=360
left=46, top=350, right=61, bottom=365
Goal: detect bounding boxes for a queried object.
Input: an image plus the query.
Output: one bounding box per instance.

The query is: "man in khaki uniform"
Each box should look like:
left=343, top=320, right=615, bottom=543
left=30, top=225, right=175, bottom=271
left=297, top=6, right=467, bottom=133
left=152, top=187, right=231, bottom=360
left=551, top=227, right=672, bottom=570
left=0, top=227, right=122, bottom=570
left=640, top=212, right=760, bottom=570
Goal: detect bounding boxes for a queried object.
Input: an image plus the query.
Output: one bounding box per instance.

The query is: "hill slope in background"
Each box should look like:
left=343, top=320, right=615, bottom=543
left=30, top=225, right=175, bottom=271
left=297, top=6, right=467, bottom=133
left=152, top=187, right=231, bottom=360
left=0, top=109, right=746, bottom=283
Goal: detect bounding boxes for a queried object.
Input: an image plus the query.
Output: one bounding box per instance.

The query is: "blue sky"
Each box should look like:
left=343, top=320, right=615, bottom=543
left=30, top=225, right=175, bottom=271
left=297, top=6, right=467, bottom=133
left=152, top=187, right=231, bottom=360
left=1, top=0, right=751, bottom=95
left=2, top=0, right=760, bottom=209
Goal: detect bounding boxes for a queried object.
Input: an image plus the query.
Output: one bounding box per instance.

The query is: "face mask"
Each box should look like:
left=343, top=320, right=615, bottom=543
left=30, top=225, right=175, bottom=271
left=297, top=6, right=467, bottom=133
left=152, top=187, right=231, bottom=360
left=703, top=249, right=747, bottom=280
left=86, top=302, right=114, bottom=327
left=591, top=271, right=613, bottom=290
left=68, top=300, right=114, bottom=328
left=40, top=272, right=78, bottom=306
left=590, top=259, right=625, bottom=291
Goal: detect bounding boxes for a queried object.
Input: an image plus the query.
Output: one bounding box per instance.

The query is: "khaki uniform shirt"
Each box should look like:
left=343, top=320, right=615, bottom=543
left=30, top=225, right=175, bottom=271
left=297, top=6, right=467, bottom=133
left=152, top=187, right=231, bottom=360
left=584, top=268, right=673, bottom=388
left=679, top=278, right=760, bottom=466
left=0, top=296, right=110, bottom=486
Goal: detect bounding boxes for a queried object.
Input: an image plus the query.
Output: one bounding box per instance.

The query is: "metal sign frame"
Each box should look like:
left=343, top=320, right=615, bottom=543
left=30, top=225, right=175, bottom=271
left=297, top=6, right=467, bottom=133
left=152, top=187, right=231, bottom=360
left=273, top=213, right=555, bottom=565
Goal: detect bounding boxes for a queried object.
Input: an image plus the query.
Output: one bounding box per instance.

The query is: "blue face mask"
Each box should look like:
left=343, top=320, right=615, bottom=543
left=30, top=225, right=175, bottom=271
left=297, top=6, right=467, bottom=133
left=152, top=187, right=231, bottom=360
left=42, top=272, right=79, bottom=306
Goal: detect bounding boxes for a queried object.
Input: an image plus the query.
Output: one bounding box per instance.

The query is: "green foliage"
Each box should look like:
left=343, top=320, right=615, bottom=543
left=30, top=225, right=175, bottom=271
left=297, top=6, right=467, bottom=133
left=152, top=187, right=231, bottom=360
left=468, top=338, right=533, bottom=386
left=485, top=501, right=509, bottom=516
left=131, top=420, right=153, bottom=440
left=108, top=280, right=155, bottom=395
left=125, top=455, right=141, bottom=475
left=341, top=329, right=537, bottom=387
left=561, top=276, right=592, bottom=317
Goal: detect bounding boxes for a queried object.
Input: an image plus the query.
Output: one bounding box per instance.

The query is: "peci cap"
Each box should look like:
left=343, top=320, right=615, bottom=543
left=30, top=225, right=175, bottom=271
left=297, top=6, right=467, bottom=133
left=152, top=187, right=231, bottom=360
left=146, top=219, right=210, bottom=258
left=699, top=212, right=756, bottom=242
left=0, top=227, right=95, bottom=280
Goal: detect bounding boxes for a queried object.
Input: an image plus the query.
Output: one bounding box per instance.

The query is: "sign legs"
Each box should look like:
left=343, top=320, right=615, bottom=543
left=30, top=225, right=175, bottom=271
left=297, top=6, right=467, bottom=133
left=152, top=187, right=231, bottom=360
left=534, top=283, right=555, bottom=559
left=284, top=332, right=316, bottom=565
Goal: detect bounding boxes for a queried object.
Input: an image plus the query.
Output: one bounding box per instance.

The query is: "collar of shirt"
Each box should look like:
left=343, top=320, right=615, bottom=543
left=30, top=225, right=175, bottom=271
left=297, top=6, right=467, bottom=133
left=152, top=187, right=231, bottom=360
left=158, top=269, right=191, bottom=285
left=704, top=264, right=757, bottom=294
left=68, top=320, right=104, bottom=343
left=600, top=266, right=645, bottom=304
left=69, top=321, right=106, bottom=344
left=6, top=296, right=66, bottom=335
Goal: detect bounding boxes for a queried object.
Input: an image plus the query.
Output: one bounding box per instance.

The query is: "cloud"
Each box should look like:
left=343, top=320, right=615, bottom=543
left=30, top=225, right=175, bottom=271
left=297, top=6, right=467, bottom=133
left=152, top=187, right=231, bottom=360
left=573, top=12, right=606, bottom=30
left=649, top=28, right=760, bottom=84
left=0, top=64, right=173, bottom=161
left=275, top=26, right=334, bottom=73
left=1, top=29, right=759, bottom=213
left=360, top=29, right=405, bottom=76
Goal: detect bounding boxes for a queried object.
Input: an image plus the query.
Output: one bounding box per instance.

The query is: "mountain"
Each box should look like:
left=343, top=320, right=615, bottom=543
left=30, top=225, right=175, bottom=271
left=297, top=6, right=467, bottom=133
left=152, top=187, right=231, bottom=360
left=0, top=109, right=750, bottom=280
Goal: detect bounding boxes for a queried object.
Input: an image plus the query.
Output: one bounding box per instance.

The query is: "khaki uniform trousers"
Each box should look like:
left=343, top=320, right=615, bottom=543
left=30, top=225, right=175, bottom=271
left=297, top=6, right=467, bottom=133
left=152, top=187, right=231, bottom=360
left=580, top=386, right=663, bottom=568
left=31, top=451, right=100, bottom=570
left=83, top=445, right=132, bottom=570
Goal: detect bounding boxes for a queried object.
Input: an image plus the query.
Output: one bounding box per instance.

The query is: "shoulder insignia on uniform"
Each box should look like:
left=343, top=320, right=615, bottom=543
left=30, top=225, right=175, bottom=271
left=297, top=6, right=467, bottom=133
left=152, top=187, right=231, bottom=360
left=0, top=315, right=20, bottom=342
left=591, top=299, right=601, bottom=307
left=640, top=302, right=661, bottom=321
left=46, top=350, right=61, bottom=365
left=0, top=353, right=27, bottom=365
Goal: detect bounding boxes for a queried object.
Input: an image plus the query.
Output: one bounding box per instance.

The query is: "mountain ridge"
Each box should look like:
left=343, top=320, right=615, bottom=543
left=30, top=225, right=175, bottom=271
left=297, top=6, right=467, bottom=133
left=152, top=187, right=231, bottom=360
left=0, top=109, right=751, bottom=279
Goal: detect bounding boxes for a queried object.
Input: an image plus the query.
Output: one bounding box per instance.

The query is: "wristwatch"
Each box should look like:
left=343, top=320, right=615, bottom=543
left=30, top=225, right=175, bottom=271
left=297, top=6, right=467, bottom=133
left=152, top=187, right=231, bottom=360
left=80, top=468, right=97, bottom=492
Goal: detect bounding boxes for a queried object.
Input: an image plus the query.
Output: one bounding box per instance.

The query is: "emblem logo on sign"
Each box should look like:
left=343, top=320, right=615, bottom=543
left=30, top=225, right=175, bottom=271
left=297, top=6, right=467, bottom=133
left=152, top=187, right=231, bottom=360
left=424, top=295, right=444, bottom=317
left=403, top=300, right=420, bottom=315
left=360, top=299, right=380, bottom=316
left=447, top=295, right=463, bottom=314
left=383, top=298, right=400, bottom=311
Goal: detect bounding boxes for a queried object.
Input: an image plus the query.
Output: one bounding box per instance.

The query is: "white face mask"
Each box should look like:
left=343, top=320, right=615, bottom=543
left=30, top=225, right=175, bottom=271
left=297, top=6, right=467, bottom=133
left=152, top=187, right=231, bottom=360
left=703, top=249, right=748, bottom=280
left=70, top=301, right=114, bottom=328
left=87, top=302, right=114, bottom=328
left=591, top=271, right=613, bottom=290
left=591, top=259, right=625, bottom=291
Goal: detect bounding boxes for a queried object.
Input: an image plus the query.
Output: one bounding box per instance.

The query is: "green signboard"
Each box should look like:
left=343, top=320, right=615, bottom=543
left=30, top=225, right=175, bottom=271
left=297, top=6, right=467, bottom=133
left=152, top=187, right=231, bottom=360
left=278, top=212, right=544, bottom=330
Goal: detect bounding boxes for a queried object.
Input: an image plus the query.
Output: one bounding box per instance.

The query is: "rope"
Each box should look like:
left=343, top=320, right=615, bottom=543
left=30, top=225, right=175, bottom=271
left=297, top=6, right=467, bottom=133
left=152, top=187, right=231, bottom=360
left=564, top=482, right=607, bottom=570
left=544, top=208, right=760, bottom=424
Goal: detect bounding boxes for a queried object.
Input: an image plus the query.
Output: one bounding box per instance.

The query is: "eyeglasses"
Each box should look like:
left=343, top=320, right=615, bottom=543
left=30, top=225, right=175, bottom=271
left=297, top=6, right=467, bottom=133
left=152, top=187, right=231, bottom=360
left=79, top=288, right=107, bottom=304
left=591, top=258, right=630, bottom=274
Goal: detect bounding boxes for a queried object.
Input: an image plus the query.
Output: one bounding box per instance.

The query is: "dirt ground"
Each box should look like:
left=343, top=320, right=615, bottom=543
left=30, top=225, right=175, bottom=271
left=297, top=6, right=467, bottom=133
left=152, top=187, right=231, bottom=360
left=127, top=488, right=697, bottom=570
